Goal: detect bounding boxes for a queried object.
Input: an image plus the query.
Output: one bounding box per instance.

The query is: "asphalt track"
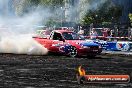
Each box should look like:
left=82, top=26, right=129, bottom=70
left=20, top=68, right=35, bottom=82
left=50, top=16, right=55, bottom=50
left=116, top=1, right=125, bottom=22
left=102, top=50, right=132, bottom=56
left=0, top=53, right=132, bottom=88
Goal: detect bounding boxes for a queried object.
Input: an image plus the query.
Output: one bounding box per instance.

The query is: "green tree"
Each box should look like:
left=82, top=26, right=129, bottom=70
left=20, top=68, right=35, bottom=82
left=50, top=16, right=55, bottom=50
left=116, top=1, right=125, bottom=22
left=14, top=0, right=40, bottom=15
left=15, top=0, right=65, bottom=15
left=81, top=0, right=122, bottom=26
left=40, top=0, right=64, bottom=7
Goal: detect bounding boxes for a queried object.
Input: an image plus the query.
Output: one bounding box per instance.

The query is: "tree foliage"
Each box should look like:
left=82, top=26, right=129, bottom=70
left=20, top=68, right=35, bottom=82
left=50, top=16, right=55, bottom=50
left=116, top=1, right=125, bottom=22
left=81, top=0, right=123, bottom=25
left=14, top=0, right=123, bottom=27
left=15, top=0, right=65, bottom=16
left=40, top=0, right=64, bottom=7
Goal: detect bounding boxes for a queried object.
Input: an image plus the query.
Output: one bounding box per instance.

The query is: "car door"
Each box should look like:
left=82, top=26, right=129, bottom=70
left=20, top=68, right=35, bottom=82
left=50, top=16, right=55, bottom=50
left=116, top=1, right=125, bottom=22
left=48, top=32, right=64, bottom=52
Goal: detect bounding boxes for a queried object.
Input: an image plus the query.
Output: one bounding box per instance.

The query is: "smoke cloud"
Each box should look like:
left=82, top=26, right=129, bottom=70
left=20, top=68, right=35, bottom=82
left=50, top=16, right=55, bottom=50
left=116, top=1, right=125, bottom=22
left=64, top=0, right=108, bottom=23
left=0, top=0, right=50, bottom=55
left=0, top=35, right=48, bottom=55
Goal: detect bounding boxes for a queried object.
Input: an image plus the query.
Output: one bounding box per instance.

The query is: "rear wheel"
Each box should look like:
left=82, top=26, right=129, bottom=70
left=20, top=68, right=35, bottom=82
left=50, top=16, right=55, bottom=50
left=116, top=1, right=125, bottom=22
left=69, top=46, right=77, bottom=57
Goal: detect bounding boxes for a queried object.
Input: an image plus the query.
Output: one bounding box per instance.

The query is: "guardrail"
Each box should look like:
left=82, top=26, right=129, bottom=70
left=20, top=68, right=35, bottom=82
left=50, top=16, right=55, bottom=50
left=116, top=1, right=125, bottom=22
left=85, top=36, right=131, bottom=41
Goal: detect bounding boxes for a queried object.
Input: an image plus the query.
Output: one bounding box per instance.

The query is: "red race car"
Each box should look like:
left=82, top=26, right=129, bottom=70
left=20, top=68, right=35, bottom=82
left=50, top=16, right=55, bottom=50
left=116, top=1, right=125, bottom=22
left=33, top=30, right=102, bottom=57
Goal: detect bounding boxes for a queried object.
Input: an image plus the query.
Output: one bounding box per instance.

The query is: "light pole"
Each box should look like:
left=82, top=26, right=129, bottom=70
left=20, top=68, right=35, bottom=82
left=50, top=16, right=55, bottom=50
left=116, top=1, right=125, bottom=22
left=61, top=7, right=63, bottom=27
left=95, top=14, right=98, bottom=24
left=111, top=17, right=114, bottom=29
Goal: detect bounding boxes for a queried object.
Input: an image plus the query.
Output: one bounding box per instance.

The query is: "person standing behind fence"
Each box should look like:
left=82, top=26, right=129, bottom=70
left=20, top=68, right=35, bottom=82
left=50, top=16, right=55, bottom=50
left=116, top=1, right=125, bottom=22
left=101, top=28, right=108, bottom=37
left=78, top=29, right=84, bottom=36
left=110, top=29, right=115, bottom=37
left=90, top=28, right=98, bottom=40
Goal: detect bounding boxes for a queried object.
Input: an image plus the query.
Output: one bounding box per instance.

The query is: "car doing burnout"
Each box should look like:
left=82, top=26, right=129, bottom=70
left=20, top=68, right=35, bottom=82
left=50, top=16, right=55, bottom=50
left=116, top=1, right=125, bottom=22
left=33, top=30, right=102, bottom=57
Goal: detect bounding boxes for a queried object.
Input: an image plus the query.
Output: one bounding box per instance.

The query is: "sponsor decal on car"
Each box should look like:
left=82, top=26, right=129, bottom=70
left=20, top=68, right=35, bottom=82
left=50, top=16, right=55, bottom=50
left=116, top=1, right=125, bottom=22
left=116, top=43, right=130, bottom=51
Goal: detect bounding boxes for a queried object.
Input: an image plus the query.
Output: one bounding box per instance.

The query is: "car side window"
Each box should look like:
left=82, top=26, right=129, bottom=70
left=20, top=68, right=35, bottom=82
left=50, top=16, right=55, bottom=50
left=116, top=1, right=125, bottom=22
left=52, top=32, right=63, bottom=41
left=63, top=32, right=73, bottom=40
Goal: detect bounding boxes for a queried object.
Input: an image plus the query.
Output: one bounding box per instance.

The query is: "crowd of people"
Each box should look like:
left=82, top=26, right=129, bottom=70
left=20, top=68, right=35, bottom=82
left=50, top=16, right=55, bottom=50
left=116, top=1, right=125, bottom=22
left=77, top=27, right=115, bottom=40
left=39, top=26, right=132, bottom=41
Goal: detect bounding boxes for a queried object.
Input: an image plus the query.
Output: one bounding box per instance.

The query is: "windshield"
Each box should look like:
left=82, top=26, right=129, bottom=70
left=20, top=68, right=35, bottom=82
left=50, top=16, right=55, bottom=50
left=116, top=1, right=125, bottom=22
left=62, top=32, right=85, bottom=40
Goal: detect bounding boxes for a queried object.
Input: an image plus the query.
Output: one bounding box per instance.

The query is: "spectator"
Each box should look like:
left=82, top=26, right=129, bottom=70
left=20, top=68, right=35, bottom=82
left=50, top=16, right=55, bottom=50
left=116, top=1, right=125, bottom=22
left=101, top=28, right=108, bottom=37
left=107, top=28, right=111, bottom=36
left=110, top=29, right=115, bottom=37
left=90, top=28, right=98, bottom=40
left=78, top=29, right=84, bottom=36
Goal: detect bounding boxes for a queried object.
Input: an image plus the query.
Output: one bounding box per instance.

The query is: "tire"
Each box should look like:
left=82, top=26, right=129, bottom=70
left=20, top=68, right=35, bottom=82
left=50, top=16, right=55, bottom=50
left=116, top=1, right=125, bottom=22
left=68, top=46, right=77, bottom=57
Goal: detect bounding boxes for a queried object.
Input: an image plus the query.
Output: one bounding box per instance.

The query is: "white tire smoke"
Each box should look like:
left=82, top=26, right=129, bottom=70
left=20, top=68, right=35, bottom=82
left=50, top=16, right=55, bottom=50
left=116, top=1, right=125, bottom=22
left=0, top=35, right=48, bottom=55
